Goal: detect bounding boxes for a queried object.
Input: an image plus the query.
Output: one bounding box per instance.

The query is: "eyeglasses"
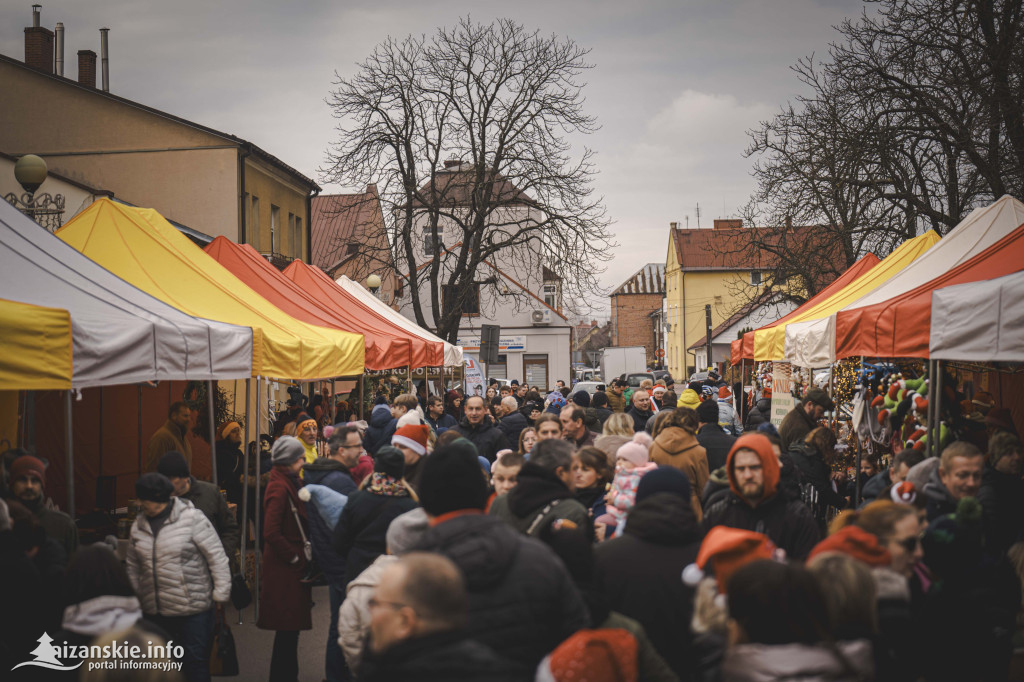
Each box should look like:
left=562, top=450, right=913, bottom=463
left=896, top=534, right=922, bottom=553
left=368, top=597, right=407, bottom=611
left=341, top=443, right=364, bottom=450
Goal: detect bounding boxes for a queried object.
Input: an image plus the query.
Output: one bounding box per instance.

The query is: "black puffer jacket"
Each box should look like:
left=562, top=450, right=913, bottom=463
left=413, top=513, right=589, bottom=676
left=360, top=629, right=519, bottom=682
left=489, top=463, right=590, bottom=536
left=743, top=397, right=771, bottom=431
left=696, top=424, right=736, bottom=472
left=787, top=441, right=846, bottom=510
left=594, top=492, right=702, bottom=680
left=497, top=411, right=529, bottom=450
left=364, top=405, right=397, bottom=456
left=701, top=491, right=820, bottom=560
left=334, top=489, right=418, bottom=585
left=303, top=458, right=357, bottom=585
left=454, top=418, right=511, bottom=463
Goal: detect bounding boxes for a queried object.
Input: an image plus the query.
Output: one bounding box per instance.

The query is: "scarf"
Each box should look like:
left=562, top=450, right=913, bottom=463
left=366, top=472, right=410, bottom=497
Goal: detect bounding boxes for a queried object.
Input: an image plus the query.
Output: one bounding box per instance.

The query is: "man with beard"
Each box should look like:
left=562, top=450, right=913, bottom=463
left=146, top=401, right=193, bottom=472
left=7, top=454, right=78, bottom=557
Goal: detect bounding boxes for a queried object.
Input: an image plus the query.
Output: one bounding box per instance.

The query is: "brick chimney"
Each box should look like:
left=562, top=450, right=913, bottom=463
left=24, top=5, right=54, bottom=74
left=713, top=218, right=743, bottom=230
left=78, top=49, right=96, bottom=88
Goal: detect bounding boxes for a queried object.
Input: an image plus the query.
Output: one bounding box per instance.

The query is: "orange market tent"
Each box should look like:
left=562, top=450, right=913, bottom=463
left=730, top=253, right=881, bottom=366
left=279, top=259, right=445, bottom=369
left=57, top=199, right=364, bottom=380
left=835, top=223, right=1024, bottom=359
left=751, top=231, right=939, bottom=362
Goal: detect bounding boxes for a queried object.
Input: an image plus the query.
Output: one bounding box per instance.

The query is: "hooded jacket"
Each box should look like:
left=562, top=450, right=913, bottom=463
left=650, top=426, right=709, bottom=518
left=497, top=410, right=529, bottom=448
left=126, top=497, right=231, bottom=616
left=787, top=441, right=847, bottom=510
left=413, top=513, right=589, bottom=676
left=922, top=464, right=958, bottom=522
left=489, top=462, right=589, bottom=536
left=303, top=458, right=358, bottom=584
left=364, top=404, right=397, bottom=456
left=701, top=434, right=820, bottom=560
left=594, top=492, right=702, bottom=678
left=744, top=397, right=771, bottom=431
left=338, top=554, right=397, bottom=674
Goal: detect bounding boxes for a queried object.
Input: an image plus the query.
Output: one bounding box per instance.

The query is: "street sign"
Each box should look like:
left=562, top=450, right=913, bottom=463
left=656, top=348, right=665, bottom=358
left=480, top=324, right=500, bottom=365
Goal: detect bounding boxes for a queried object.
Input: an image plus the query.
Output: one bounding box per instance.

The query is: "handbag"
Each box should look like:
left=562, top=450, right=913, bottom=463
left=229, top=574, right=252, bottom=611
left=288, top=495, right=313, bottom=562
left=209, top=611, right=239, bottom=676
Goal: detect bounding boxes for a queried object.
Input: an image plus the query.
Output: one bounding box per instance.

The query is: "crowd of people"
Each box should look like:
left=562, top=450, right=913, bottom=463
left=2, top=372, right=1023, bottom=681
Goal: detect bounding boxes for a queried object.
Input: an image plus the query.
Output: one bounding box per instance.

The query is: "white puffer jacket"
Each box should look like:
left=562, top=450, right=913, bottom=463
left=126, top=497, right=231, bottom=616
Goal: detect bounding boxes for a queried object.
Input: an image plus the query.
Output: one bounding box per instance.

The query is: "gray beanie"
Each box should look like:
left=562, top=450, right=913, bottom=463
left=385, top=507, right=429, bottom=556
left=271, top=436, right=305, bottom=465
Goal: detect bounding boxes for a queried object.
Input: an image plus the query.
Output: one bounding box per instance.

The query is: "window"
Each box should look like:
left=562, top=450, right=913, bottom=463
left=294, top=216, right=303, bottom=257
left=442, top=283, right=481, bottom=316
left=270, top=205, right=281, bottom=253
left=422, top=226, right=443, bottom=255
left=489, top=354, right=508, bottom=379
left=543, top=283, right=558, bottom=309
left=250, top=196, right=260, bottom=250
left=750, top=271, right=763, bottom=286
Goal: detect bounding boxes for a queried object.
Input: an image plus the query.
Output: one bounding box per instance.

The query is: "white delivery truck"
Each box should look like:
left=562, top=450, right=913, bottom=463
left=600, top=346, right=648, bottom=383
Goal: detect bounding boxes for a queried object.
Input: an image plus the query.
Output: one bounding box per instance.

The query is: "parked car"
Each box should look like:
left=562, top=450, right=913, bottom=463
left=688, top=371, right=710, bottom=383
left=624, top=372, right=655, bottom=388
left=570, top=381, right=606, bottom=397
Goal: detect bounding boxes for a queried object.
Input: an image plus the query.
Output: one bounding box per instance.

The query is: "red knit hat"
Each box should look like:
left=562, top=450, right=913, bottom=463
left=808, top=525, right=891, bottom=567
left=540, top=629, right=638, bottom=682
left=392, top=424, right=430, bottom=456
left=683, top=526, right=776, bottom=594
left=718, top=386, right=732, bottom=400
left=10, top=455, right=46, bottom=488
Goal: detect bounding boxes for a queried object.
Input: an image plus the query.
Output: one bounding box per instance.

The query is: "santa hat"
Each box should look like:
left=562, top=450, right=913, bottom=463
left=890, top=480, right=918, bottom=505
left=718, top=386, right=732, bottom=400
left=392, top=424, right=429, bottom=456
left=536, top=629, right=638, bottom=682
left=396, top=408, right=424, bottom=429
left=682, top=526, right=777, bottom=595
left=298, top=484, right=349, bottom=530
left=808, top=525, right=891, bottom=567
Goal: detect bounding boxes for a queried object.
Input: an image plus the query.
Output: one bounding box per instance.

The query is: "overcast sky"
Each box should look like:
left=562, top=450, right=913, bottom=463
left=2, top=0, right=867, bottom=317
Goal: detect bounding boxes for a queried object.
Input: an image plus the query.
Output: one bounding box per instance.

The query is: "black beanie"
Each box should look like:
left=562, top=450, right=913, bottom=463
left=374, top=446, right=406, bottom=480
left=157, top=451, right=190, bottom=479
left=635, top=466, right=692, bottom=504
left=572, top=391, right=591, bottom=408
left=135, top=472, right=174, bottom=503
left=419, top=439, right=489, bottom=516
left=591, top=392, right=608, bottom=409
left=696, top=399, right=719, bottom=424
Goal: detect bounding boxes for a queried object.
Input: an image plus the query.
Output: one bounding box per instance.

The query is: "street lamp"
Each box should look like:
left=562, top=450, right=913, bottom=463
left=365, top=273, right=382, bottom=298
left=5, top=154, right=65, bottom=232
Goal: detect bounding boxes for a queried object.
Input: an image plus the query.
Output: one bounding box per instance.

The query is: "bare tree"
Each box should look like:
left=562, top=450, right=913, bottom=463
left=719, top=0, right=1024, bottom=309
left=322, top=17, right=614, bottom=342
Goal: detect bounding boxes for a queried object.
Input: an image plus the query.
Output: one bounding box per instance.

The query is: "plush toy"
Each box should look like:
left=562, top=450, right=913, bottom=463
left=298, top=484, right=349, bottom=530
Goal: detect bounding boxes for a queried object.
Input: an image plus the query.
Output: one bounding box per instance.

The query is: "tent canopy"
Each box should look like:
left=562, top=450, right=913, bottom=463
left=930, top=270, right=1024, bottom=362
left=2, top=200, right=252, bottom=389
left=328, top=274, right=464, bottom=367
left=733, top=253, right=881, bottom=364
left=835, top=223, right=1024, bottom=360
left=281, top=260, right=445, bottom=369
left=57, top=199, right=363, bottom=380
left=794, top=196, right=1024, bottom=365
left=0, top=298, right=72, bottom=390
left=754, top=232, right=938, bottom=361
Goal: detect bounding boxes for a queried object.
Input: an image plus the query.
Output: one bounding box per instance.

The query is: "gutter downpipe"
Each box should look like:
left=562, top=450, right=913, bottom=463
left=306, top=185, right=320, bottom=265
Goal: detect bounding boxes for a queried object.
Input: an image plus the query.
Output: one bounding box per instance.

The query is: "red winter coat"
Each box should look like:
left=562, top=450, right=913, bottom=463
left=257, top=466, right=312, bottom=631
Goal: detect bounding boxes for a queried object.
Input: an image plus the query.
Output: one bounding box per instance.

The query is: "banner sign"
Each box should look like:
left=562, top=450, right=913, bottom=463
left=770, top=362, right=795, bottom=428
left=457, top=335, right=526, bottom=352
left=464, top=354, right=486, bottom=397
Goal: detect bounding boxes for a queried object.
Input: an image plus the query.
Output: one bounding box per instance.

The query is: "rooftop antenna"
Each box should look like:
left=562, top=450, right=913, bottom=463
left=695, top=203, right=701, bottom=229
left=685, top=215, right=689, bottom=229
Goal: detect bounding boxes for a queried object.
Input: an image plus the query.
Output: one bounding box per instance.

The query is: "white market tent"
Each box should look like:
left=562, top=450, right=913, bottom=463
left=334, top=275, right=464, bottom=367
left=784, top=195, right=1024, bottom=366
left=929, top=270, right=1024, bottom=362
left=0, top=199, right=253, bottom=389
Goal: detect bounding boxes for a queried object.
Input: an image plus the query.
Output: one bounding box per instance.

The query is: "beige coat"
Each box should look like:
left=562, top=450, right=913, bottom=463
left=649, top=426, right=708, bottom=520
left=338, top=554, right=397, bottom=674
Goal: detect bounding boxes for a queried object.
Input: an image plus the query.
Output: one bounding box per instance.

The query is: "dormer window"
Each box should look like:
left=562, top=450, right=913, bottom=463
left=750, top=271, right=763, bottom=286
left=543, top=283, right=558, bottom=308
left=422, top=226, right=443, bottom=255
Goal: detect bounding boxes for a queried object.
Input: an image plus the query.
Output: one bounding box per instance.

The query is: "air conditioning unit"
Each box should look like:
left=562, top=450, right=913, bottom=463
left=531, top=308, right=552, bottom=325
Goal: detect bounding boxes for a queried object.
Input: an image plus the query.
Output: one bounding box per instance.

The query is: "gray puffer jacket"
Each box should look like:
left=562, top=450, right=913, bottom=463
left=126, top=497, right=231, bottom=616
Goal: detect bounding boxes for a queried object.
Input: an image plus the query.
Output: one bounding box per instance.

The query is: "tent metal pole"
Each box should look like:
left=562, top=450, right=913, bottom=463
left=934, top=360, right=943, bottom=457
left=65, top=390, right=75, bottom=515
left=926, top=359, right=937, bottom=459
left=254, top=377, right=262, bottom=622
left=208, top=380, right=218, bottom=486
left=137, top=385, right=143, bottom=475
left=238, top=378, right=251, bottom=625
left=358, top=374, right=365, bottom=421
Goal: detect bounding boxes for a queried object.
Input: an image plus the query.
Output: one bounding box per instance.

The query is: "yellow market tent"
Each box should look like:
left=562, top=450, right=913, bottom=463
left=0, top=298, right=72, bottom=390
left=57, top=199, right=364, bottom=379
left=752, top=230, right=940, bottom=361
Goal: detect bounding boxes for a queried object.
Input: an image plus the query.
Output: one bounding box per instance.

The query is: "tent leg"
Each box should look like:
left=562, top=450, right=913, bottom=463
left=238, top=378, right=251, bottom=625
left=933, top=360, right=943, bottom=457
left=926, top=359, right=936, bottom=460
left=65, top=390, right=74, bottom=515
left=358, top=375, right=364, bottom=421
left=208, top=380, right=218, bottom=487
left=254, top=377, right=262, bottom=623
left=137, top=385, right=143, bottom=475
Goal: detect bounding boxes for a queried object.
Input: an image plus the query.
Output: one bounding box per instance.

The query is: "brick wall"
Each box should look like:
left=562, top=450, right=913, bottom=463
left=24, top=27, right=54, bottom=74
left=611, top=293, right=664, bottom=366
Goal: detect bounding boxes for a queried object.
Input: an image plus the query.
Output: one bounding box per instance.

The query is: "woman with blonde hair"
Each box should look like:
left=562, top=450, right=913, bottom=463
left=594, top=412, right=634, bottom=466
left=516, top=427, right=537, bottom=457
